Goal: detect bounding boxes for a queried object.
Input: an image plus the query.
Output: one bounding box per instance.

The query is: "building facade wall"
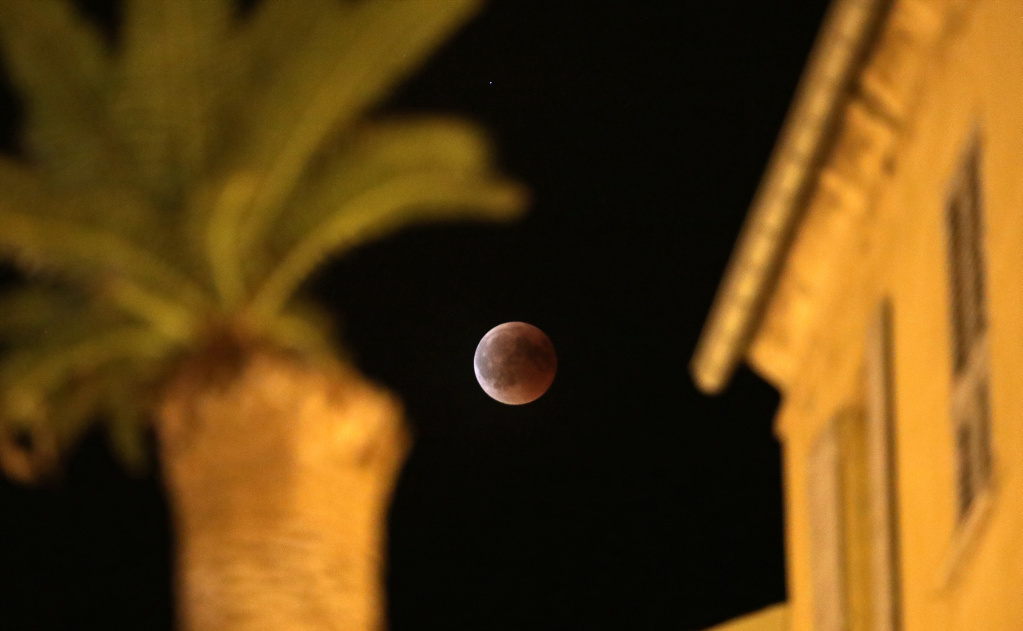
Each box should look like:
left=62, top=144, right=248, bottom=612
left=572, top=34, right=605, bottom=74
left=768, top=0, right=1022, bottom=630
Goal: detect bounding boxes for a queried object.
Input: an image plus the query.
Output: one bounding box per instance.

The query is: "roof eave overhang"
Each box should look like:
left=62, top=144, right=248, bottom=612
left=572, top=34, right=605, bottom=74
left=690, top=0, right=894, bottom=395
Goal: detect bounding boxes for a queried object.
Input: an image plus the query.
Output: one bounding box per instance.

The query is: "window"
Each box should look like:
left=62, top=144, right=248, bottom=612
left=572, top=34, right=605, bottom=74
left=806, top=301, right=903, bottom=631
left=943, top=131, right=993, bottom=521
left=864, top=299, right=902, bottom=631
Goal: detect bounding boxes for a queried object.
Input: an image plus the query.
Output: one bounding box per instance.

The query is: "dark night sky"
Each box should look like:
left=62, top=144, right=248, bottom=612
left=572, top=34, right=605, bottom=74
left=0, top=2, right=831, bottom=629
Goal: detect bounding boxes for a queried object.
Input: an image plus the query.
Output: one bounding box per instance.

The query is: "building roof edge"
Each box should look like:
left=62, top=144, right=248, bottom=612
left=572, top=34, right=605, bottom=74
left=690, top=0, right=894, bottom=394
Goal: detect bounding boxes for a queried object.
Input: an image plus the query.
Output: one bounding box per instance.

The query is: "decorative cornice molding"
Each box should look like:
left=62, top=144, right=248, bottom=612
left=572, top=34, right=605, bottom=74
left=750, top=0, right=944, bottom=393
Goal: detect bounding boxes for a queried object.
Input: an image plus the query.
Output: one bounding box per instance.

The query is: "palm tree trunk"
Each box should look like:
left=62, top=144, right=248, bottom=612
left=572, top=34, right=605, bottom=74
left=156, top=345, right=409, bottom=631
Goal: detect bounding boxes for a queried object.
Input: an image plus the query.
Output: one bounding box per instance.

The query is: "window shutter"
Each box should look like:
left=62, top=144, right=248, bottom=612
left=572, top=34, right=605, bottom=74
left=864, top=299, right=902, bottom=631
left=943, top=132, right=993, bottom=520
left=808, top=418, right=848, bottom=631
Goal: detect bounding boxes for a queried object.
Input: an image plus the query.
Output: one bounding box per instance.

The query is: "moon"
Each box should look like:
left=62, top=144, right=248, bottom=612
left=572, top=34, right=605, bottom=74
left=474, top=322, right=557, bottom=405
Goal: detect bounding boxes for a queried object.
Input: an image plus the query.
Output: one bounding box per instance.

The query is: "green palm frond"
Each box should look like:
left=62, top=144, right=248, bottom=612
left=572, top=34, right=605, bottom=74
left=0, top=283, right=170, bottom=467
left=0, top=323, right=175, bottom=475
left=0, top=348, right=165, bottom=477
left=204, top=172, right=262, bottom=308
left=227, top=0, right=483, bottom=266
left=0, top=159, right=210, bottom=313
left=0, top=157, right=174, bottom=255
left=222, top=0, right=332, bottom=92
left=0, top=326, right=172, bottom=399
left=0, top=283, right=81, bottom=346
left=269, top=116, right=496, bottom=256
left=264, top=299, right=341, bottom=360
left=101, top=362, right=163, bottom=472
left=175, top=0, right=327, bottom=265
left=0, top=283, right=164, bottom=354
left=104, top=386, right=150, bottom=472
left=112, top=0, right=234, bottom=205
left=0, top=0, right=122, bottom=187
left=248, top=170, right=526, bottom=323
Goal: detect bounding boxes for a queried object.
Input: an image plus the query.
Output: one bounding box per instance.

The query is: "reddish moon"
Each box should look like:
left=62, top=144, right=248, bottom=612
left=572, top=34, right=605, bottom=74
left=474, top=322, right=557, bottom=405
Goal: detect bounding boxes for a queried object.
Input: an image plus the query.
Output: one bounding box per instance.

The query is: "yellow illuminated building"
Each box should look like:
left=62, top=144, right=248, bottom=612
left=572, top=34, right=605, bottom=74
left=691, top=0, right=1022, bottom=630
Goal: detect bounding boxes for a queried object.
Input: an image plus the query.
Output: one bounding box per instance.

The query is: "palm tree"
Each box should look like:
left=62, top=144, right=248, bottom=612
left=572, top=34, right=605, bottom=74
left=0, top=0, right=527, bottom=629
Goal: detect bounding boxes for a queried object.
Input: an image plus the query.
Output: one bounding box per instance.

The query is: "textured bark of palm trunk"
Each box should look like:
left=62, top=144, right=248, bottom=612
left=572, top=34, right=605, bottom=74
left=157, top=345, right=409, bottom=631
